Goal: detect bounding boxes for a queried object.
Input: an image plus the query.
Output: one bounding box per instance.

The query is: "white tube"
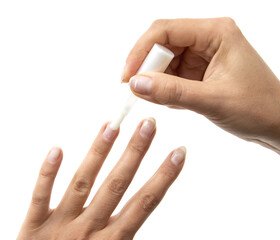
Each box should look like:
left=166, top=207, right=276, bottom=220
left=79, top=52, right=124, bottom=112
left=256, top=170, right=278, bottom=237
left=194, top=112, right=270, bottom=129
left=110, top=44, right=175, bottom=130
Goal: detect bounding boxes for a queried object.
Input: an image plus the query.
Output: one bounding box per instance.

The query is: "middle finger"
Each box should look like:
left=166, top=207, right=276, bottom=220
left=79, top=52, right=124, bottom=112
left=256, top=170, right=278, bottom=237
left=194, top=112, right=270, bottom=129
left=80, top=118, right=156, bottom=227
left=56, top=122, right=119, bottom=218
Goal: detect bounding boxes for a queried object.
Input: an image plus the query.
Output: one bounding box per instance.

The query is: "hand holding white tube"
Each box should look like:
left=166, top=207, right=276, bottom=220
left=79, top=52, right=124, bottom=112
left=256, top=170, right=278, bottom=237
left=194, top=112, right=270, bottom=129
left=110, top=43, right=174, bottom=130
left=121, top=18, right=280, bottom=154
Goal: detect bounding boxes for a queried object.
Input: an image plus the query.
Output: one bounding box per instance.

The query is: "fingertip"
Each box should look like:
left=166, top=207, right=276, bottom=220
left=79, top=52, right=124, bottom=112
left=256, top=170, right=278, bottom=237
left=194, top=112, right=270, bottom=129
left=170, top=146, right=186, bottom=166
left=47, top=146, right=62, bottom=164
left=129, top=75, right=152, bottom=95
left=139, top=117, right=156, bottom=139
left=121, top=65, right=129, bottom=83
left=123, top=49, right=150, bottom=82
left=121, top=63, right=137, bottom=83
left=103, top=122, right=120, bottom=142
left=179, top=146, right=187, bottom=155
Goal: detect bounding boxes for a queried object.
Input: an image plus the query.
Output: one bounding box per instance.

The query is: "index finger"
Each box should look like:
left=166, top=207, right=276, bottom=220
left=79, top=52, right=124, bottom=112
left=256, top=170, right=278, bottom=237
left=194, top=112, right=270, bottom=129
left=122, top=18, right=232, bottom=82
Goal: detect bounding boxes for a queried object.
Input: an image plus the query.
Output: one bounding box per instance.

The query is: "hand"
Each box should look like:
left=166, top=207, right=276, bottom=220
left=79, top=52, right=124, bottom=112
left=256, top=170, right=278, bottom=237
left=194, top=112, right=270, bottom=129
left=122, top=18, right=280, bottom=153
left=17, top=119, right=186, bottom=240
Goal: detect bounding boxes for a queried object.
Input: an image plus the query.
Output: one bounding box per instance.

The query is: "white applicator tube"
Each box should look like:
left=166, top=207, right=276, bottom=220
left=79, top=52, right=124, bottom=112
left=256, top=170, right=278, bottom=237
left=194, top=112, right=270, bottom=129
left=110, top=44, right=175, bottom=130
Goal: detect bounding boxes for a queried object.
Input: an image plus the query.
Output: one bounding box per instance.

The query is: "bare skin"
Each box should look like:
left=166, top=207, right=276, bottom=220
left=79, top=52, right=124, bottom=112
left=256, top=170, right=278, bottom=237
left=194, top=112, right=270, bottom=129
left=17, top=119, right=186, bottom=240
left=122, top=18, right=280, bottom=153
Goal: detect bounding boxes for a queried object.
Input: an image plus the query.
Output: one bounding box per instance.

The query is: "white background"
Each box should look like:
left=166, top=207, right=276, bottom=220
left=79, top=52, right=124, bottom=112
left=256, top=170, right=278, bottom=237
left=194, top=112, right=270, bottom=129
left=1, top=0, right=280, bottom=239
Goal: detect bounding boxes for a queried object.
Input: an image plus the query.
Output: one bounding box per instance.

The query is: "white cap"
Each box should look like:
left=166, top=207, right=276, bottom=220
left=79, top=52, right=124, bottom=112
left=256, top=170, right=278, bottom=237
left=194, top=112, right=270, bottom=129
left=136, top=43, right=175, bottom=74
left=110, top=44, right=175, bottom=130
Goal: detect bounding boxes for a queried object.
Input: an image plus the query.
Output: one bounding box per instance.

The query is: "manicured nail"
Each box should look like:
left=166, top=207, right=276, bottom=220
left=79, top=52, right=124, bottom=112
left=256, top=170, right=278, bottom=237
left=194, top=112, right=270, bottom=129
left=103, top=123, right=118, bottom=142
left=139, top=118, right=156, bottom=138
left=171, top=147, right=186, bottom=166
left=130, top=75, right=152, bottom=95
left=48, top=147, right=61, bottom=164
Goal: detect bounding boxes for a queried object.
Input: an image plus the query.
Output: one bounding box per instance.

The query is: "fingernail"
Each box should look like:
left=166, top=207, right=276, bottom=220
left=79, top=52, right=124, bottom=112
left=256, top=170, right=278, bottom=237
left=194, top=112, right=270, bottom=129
left=48, top=147, right=61, bottom=164
left=121, top=65, right=127, bottom=83
left=139, top=118, right=156, bottom=138
left=171, top=147, right=186, bottom=166
left=130, top=75, right=152, bottom=95
left=103, top=123, right=118, bottom=142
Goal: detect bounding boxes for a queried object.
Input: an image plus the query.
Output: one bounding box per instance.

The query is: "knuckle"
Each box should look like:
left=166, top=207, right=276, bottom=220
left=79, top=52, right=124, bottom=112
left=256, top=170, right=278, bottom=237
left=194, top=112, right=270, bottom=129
left=157, top=78, right=183, bottom=105
left=39, top=168, right=56, bottom=179
left=90, top=216, right=106, bottom=230
left=151, top=19, right=169, bottom=28
left=90, top=145, right=105, bottom=159
left=73, top=176, right=92, bottom=195
left=67, top=231, right=88, bottom=240
left=160, top=165, right=177, bottom=180
left=218, top=17, right=240, bottom=35
left=31, top=194, right=49, bottom=206
left=129, top=140, right=145, bottom=155
left=114, top=229, right=134, bottom=240
left=77, top=235, right=89, bottom=240
left=156, top=80, right=170, bottom=105
left=172, top=79, right=184, bottom=104
left=139, top=193, right=160, bottom=213
left=221, top=17, right=236, bottom=26
left=108, top=177, right=127, bottom=196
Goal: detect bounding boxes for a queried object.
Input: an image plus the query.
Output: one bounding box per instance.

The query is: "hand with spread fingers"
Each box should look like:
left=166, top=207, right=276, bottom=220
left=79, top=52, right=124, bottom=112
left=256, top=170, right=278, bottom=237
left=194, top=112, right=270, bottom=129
left=122, top=18, right=280, bottom=153
left=17, top=119, right=186, bottom=240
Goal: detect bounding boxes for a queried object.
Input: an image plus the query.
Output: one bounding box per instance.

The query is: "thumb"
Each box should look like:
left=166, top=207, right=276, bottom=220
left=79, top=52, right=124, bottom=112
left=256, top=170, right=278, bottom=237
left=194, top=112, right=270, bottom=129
left=129, top=72, right=216, bottom=114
